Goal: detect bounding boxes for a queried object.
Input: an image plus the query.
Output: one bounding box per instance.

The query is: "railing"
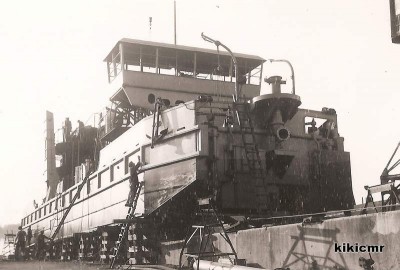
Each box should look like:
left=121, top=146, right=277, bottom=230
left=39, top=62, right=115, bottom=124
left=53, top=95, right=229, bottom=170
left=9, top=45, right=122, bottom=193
left=108, top=50, right=263, bottom=86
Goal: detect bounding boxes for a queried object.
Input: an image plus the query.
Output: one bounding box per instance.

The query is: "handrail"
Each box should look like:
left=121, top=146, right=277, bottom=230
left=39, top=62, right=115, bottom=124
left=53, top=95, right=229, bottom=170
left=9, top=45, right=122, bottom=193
left=268, top=59, right=296, bottom=94
left=201, top=33, right=239, bottom=101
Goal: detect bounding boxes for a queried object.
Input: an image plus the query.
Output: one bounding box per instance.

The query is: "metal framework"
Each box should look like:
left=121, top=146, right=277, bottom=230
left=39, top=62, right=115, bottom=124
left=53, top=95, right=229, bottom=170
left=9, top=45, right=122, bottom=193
left=380, top=142, right=400, bottom=183
left=360, top=142, right=400, bottom=214
left=361, top=183, right=400, bottom=214
left=178, top=198, right=238, bottom=270
left=2, top=233, right=16, bottom=259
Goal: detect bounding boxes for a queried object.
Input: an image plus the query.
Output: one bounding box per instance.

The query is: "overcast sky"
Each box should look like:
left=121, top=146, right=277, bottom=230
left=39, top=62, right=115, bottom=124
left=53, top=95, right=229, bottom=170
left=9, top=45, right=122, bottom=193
left=0, top=0, right=399, bottom=226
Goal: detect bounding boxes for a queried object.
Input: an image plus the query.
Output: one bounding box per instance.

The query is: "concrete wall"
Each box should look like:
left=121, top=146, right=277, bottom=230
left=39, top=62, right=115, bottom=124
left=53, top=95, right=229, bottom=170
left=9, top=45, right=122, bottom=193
left=161, top=210, right=400, bottom=270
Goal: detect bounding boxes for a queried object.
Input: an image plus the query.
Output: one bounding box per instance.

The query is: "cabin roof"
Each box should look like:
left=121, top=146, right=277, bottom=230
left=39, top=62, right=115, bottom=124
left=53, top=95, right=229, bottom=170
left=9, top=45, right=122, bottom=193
left=104, top=38, right=265, bottom=74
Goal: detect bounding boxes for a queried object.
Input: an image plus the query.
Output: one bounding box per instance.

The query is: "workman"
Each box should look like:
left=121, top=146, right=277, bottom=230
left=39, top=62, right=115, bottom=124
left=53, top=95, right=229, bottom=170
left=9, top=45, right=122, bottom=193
left=125, top=157, right=142, bottom=207
left=26, top=226, right=32, bottom=259
left=27, top=226, right=32, bottom=246
left=15, top=226, right=27, bottom=260
left=63, top=117, right=72, bottom=141
left=36, top=230, right=51, bottom=260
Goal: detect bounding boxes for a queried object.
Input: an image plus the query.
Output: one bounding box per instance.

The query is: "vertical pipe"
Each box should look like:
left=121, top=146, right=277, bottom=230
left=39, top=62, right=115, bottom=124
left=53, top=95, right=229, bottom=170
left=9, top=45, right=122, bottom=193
left=45, top=111, right=58, bottom=201
left=193, top=52, right=197, bottom=78
left=156, top=102, right=161, bottom=137
left=155, top=48, right=159, bottom=74
left=106, top=62, right=111, bottom=83
left=175, top=51, right=178, bottom=76
left=245, top=60, right=249, bottom=84
left=112, top=52, right=117, bottom=77
left=119, top=43, right=125, bottom=75
left=174, top=0, right=177, bottom=45
left=140, top=47, right=143, bottom=72
left=229, top=60, right=233, bottom=82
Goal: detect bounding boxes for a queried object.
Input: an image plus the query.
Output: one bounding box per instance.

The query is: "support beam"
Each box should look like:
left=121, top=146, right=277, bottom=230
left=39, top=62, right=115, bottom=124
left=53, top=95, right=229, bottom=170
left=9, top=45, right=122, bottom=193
left=229, top=59, right=233, bottom=82
left=119, top=43, right=125, bottom=73
left=140, top=47, right=143, bottom=72
left=156, top=48, right=159, bottom=74
left=107, top=62, right=111, bottom=83
left=112, top=52, right=117, bottom=77
left=113, top=218, right=149, bottom=224
left=193, top=52, right=197, bottom=78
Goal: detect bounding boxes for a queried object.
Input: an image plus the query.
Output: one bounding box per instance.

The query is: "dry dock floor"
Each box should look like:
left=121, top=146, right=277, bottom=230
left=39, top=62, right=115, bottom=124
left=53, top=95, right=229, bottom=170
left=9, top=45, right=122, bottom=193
left=0, top=261, right=111, bottom=270
left=0, top=262, right=176, bottom=270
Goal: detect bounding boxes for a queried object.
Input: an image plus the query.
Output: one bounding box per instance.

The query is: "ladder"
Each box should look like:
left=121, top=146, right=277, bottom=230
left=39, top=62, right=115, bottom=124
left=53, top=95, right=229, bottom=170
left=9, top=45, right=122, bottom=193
left=110, top=182, right=144, bottom=269
left=233, top=97, right=268, bottom=210
left=51, top=172, right=90, bottom=241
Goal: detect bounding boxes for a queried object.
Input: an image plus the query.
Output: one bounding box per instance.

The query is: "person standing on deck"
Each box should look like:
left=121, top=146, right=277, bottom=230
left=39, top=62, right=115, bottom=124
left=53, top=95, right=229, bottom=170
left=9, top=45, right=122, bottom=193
left=125, top=157, right=142, bottom=207
left=15, top=226, right=27, bottom=260
left=27, top=226, right=32, bottom=246
left=35, top=230, right=51, bottom=260
left=26, top=226, right=32, bottom=259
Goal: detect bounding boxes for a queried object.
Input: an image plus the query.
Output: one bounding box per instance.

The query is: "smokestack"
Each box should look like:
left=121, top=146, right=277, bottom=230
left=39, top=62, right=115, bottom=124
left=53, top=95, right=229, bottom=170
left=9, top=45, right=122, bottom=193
left=45, top=111, right=59, bottom=201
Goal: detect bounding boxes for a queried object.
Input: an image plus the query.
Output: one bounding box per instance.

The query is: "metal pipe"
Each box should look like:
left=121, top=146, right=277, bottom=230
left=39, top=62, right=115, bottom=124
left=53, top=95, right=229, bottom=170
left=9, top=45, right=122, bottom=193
left=119, top=43, right=125, bottom=72
left=174, top=0, right=177, bottom=45
left=197, top=260, right=268, bottom=270
left=151, top=101, right=158, bottom=148
left=268, top=59, right=295, bottom=94
left=270, top=109, right=290, bottom=141
left=380, top=173, right=400, bottom=182
left=201, top=33, right=239, bottom=101
left=384, top=141, right=400, bottom=172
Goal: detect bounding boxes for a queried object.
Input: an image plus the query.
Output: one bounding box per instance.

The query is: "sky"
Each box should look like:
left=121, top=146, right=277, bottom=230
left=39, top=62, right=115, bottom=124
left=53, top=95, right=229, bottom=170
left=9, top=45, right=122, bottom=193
left=0, top=0, right=399, bottom=226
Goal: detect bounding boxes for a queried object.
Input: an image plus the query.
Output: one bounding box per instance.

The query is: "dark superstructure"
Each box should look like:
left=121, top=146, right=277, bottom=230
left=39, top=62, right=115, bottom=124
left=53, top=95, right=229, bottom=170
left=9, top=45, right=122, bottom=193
left=390, top=0, right=400, bottom=43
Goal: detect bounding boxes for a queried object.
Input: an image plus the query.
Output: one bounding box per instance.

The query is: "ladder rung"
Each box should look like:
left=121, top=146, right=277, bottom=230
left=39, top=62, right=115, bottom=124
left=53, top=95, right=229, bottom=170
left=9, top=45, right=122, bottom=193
left=234, top=101, right=248, bottom=105
left=112, top=184, right=144, bottom=264
left=244, top=142, right=255, bottom=146
left=243, top=142, right=255, bottom=146
left=241, top=126, right=254, bottom=131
